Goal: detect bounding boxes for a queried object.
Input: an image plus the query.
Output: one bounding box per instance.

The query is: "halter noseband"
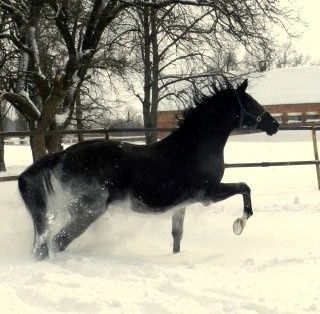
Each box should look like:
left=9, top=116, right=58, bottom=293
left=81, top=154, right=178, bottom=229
left=234, top=90, right=266, bottom=131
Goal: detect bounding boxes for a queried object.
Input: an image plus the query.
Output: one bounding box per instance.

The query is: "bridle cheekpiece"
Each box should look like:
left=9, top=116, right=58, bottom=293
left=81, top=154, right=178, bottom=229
left=234, top=90, right=266, bottom=131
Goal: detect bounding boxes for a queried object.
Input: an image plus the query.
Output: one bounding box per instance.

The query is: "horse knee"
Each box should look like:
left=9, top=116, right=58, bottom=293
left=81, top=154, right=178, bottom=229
left=238, top=182, right=250, bottom=194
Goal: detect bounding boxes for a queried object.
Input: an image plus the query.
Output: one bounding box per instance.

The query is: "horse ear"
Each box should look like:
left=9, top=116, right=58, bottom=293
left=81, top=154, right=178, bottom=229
left=237, top=79, right=248, bottom=92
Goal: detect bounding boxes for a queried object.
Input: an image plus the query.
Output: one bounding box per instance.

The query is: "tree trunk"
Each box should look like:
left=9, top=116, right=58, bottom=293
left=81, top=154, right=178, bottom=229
left=141, top=7, right=160, bottom=145
left=0, top=138, right=5, bottom=172
left=141, top=7, right=153, bottom=145
left=29, top=74, right=66, bottom=161
left=150, top=7, right=159, bottom=144
left=143, top=106, right=153, bottom=145
left=30, top=134, right=47, bottom=162
left=0, top=111, right=6, bottom=172
left=46, top=132, right=63, bottom=154
left=76, top=93, right=84, bottom=142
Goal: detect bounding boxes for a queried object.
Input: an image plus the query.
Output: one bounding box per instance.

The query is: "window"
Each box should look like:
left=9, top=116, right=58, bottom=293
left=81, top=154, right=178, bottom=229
left=306, top=112, right=320, bottom=122
left=271, top=113, right=282, bottom=123
left=287, top=112, right=301, bottom=123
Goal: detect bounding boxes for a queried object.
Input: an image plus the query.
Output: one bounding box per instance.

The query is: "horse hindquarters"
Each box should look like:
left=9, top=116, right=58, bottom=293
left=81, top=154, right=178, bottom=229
left=18, top=153, right=63, bottom=260
left=18, top=172, right=49, bottom=260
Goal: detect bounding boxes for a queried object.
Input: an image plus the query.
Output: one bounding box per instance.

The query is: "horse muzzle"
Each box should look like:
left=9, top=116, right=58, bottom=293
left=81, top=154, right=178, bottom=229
left=266, top=121, right=279, bottom=136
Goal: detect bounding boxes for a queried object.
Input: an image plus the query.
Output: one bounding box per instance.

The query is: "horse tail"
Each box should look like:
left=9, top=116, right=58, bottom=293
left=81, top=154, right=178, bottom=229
left=18, top=152, right=62, bottom=260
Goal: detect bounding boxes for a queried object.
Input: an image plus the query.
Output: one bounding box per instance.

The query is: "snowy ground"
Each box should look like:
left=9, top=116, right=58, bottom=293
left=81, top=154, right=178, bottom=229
left=1, top=131, right=320, bottom=313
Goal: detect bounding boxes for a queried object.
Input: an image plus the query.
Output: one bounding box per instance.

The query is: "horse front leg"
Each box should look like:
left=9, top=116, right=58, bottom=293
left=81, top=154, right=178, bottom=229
left=171, top=207, right=186, bottom=253
left=210, top=182, right=252, bottom=235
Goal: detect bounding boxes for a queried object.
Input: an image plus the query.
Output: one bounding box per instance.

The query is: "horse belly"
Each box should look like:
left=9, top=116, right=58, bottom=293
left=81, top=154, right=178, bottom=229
left=129, top=185, right=192, bottom=214
left=130, top=198, right=182, bottom=214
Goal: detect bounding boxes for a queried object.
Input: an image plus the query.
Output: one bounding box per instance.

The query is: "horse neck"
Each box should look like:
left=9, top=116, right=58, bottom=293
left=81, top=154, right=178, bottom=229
left=160, top=99, right=238, bottom=154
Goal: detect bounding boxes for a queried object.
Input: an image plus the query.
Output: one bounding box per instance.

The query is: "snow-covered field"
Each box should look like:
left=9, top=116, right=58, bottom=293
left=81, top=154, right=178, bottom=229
left=1, top=131, right=320, bottom=313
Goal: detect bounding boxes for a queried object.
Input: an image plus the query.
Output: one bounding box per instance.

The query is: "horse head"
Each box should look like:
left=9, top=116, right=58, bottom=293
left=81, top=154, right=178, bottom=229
left=235, top=79, right=279, bottom=135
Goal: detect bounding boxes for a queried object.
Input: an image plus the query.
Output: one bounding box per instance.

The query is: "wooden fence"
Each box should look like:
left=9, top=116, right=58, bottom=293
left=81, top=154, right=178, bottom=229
left=0, top=126, right=320, bottom=189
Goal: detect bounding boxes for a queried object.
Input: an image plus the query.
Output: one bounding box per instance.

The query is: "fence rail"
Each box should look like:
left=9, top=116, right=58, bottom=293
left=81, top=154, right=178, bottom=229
left=0, top=125, right=320, bottom=137
left=0, top=126, right=320, bottom=188
left=0, top=127, right=176, bottom=137
left=0, top=175, right=18, bottom=182
left=225, top=160, right=320, bottom=168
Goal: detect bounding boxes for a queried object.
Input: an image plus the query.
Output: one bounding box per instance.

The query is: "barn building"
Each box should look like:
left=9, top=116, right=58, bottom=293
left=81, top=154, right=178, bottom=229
left=157, top=66, right=320, bottom=129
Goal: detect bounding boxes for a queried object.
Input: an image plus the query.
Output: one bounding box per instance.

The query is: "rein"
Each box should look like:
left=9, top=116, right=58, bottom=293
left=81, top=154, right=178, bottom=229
left=234, top=90, right=266, bottom=131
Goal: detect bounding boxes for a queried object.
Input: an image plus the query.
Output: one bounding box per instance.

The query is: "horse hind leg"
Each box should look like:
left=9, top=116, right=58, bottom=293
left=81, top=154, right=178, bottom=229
left=52, top=214, right=99, bottom=253
left=52, top=194, right=108, bottom=253
left=18, top=174, right=49, bottom=260
left=171, top=207, right=186, bottom=253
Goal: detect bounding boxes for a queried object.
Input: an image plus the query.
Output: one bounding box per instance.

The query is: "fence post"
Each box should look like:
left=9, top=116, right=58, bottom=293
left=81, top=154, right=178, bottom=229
left=311, top=127, right=320, bottom=190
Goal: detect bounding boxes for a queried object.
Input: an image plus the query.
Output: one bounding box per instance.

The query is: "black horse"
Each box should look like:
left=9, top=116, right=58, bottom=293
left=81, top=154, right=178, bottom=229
left=18, top=79, right=279, bottom=260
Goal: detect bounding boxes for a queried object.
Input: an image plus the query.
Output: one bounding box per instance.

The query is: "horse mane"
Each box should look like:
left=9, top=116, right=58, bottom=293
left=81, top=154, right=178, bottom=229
left=178, top=77, right=236, bottom=126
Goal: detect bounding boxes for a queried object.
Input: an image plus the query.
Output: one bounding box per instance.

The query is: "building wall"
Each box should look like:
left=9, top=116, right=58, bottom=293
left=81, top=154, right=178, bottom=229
left=157, top=110, right=182, bottom=138
left=157, top=103, right=320, bottom=129
left=157, top=110, right=182, bottom=128
left=264, top=103, right=320, bottom=125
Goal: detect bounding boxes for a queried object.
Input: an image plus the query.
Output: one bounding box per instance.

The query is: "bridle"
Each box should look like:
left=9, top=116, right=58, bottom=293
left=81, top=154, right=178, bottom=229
left=234, top=90, right=266, bottom=131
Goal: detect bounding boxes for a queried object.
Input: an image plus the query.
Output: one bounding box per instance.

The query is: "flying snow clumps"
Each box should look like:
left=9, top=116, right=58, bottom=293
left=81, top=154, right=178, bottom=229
left=55, top=110, right=69, bottom=126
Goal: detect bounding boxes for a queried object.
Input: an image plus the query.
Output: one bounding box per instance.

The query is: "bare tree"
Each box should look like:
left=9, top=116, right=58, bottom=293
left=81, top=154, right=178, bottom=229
left=0, top=0, right=298, bottom=157
left=123, top=1, right=298, bottom=143
left=71, top=80, right=130, bottom=130
left=274, top=42, right=311, bottom=68
left=0, top=9, right=16, bottom=171
left=243, top=41, right=311, bottom=72
left=0, top=0, right=129, bottom=160
left=125, top=5, right=231, bottom=143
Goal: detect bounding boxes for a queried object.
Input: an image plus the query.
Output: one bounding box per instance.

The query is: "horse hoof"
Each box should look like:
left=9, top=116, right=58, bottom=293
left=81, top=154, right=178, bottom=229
left=233, top=218, right=246, bottom=235
left=173, top=243, right=181, bottom=254
left=33, top=243, right=49, bottom=261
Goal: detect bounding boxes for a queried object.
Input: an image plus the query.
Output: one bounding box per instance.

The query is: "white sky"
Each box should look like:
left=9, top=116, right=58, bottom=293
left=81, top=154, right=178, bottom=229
left=288, top=0, right=320, bottom=61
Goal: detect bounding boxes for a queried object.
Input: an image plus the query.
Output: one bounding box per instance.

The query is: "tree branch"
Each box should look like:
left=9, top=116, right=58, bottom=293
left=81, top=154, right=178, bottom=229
left=0, top=91, right=40, bottom=121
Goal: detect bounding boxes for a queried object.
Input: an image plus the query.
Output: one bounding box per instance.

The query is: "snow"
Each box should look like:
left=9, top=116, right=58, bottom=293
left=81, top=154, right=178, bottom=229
left=1, top=131, right=320, bottom=313
left=18, top=90, right=41, bottom=118
left=79, top=49, right=92, bottom=58
left=71, top=71, right=80, bottom=84
left=288, top=121, right=301, bottom=124
left=18, top=90, right=30, bottom=99
left=55, top=110, right=69, bottom=126
left=248, top=66, right=320, bottom=105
